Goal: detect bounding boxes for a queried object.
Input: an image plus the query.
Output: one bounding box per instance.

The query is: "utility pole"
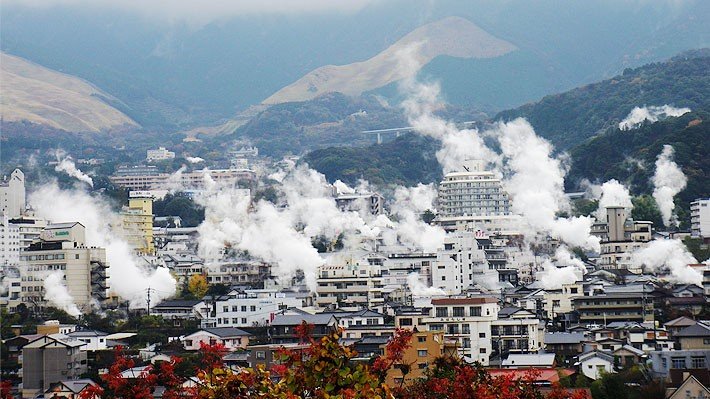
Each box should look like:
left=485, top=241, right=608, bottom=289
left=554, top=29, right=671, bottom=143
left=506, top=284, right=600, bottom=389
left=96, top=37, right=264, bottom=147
left=146, top=287, right=152, bottom=315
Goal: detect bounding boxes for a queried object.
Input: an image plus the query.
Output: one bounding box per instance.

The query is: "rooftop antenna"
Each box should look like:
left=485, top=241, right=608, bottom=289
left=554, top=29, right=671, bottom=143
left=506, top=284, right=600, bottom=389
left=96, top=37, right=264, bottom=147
left=463, top=165, right=470, bottom=172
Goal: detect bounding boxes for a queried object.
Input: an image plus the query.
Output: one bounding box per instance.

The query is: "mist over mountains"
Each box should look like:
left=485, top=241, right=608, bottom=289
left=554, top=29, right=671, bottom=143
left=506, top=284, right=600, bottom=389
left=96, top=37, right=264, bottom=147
left=2, top=0, right=708, bottom=130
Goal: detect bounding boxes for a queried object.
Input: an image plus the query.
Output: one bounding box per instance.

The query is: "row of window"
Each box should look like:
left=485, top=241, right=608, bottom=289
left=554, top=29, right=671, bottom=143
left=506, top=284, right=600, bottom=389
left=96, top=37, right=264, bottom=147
left=20, top=254, right=67, bottom=261
left=435, top=306, right=482, bottom=318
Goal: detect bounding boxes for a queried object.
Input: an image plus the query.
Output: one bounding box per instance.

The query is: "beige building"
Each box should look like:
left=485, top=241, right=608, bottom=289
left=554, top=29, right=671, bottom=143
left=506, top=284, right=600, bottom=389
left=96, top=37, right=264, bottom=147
left=110, top=166, right=256, bottom=190
left=384, top=330, right=457, bottom=387
left=666, top=373, right=710, bottom=399
left=121, top=192, right=155, bottom=255
left=0, top=168, right=26, bottom=218
left=21, top=335, right=87, bottom=398
left=20, top=223, right=109, bottom=313
left=316, top=262, right=384, bottom=310
left=593, top=206, right=652, bottom=271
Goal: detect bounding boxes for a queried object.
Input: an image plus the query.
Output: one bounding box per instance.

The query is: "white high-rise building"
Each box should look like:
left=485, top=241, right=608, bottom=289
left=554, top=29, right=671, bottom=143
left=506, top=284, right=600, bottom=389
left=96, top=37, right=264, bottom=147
left=691, top=198, right=710, bottom=239
left=435, top=160, right=521, bottom=235
left=431, top=231, right=497, bottom=295
left=146, top=147, right=175, bottom=162
left=0, top=169, right=26, bottom=218
left=0, top=213, right=20, bottom=267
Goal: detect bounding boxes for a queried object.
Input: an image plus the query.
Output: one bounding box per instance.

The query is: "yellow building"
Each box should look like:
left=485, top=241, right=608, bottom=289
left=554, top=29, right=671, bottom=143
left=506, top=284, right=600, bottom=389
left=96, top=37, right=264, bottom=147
left=122, top=192, right=155, bottom=255
left=384, top=330, right=458, bottom=387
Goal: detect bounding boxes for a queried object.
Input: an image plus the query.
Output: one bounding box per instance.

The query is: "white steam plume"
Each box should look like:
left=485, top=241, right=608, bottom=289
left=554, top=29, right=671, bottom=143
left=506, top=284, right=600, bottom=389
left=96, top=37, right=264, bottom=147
left=399, top=43, right=497, bottom=173
left=54, top=152, right=94, bottom=187
left=652, top=145, right=687, bottom=227
left=495, top=119, right=600, bottom=251
left=632, top=239, right=701, bottom=285
left=43, top=271, right=81, bottom=317
left=584, top=179, right=633, bottom=221
left=407, top=272, right=445, bottom=297
left=619, top=105, right=690, bottom=130
left=537, top=246, right=586, bottom=289
left=391, top=184, right=446, bottom=252
left=29, top=183, right=177, bottom=309
left=185, top=156, right=204, bottom=164
left=333, top=180, right=355, bottom=194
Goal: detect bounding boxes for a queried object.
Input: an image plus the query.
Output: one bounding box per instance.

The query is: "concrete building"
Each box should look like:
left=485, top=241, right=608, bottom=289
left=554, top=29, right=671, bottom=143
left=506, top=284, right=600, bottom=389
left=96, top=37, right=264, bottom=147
left=573, top=292, right=653, bottom=325
left=384, top=330, right=455, bottom=387
left=491, top=307, right=541, bottom=356
left=593, top=207, right=652, bottom=271
left=690, top=198, right=710, bottom=239
left=675, top=323, right=710, bottom=350
left=316, top=263, right=384, bottom=309
left=19, top=223, right=109, bottom=313
left=110, top=166, right=256, bottom=190
left=435, top=160, right=521, bottom=235
left=11, top=215, right=48, bottom=250
left=146, top=147, right=175, bottom=162
left=21, top=334, right=87, bottom=398
left=0, top=168, right=26, bottom=218
left=334, top=192, right=385, bottom=215
left=198, top=289, right=302, bottom=328
left=1, top=213, right=21, bottom=267
left=205, top=260, right=271, bottom=287
left=431, top=231, right=495, bottom=295
left=120, top=192, right=155, bottom=255
left=423, top=296, right=499, bottom=365
left=649, top=350, right=710, bottom=379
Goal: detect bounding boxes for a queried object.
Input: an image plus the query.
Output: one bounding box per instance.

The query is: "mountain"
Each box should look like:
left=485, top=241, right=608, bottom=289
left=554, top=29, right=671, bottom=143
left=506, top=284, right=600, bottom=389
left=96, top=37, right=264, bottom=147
left=2, top=1, right=707, bottom=128
left=567, top=109, right=709, bottom=213
left=263, top=17, right=516, bottom=105
left=495, top=49, right=710, bottom=149
left=0, top=52, right=137, bottom=133
left=302, top=133, right=441, bottom=187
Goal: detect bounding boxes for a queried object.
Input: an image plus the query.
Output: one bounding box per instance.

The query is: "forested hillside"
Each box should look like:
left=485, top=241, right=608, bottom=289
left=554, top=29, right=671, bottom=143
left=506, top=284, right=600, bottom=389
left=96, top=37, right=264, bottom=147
left=495, top=49, right=710, bottom=149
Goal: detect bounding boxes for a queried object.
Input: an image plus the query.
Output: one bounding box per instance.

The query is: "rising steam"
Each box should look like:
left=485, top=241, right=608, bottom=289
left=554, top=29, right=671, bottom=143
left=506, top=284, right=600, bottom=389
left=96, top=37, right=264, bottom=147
left=652, top=145, right=687, bottom=226
left=619, top=105, right=690, bottom=130
left=44, top=270, right=81, bottom=316
left=54, top=151, right=94, bottom=187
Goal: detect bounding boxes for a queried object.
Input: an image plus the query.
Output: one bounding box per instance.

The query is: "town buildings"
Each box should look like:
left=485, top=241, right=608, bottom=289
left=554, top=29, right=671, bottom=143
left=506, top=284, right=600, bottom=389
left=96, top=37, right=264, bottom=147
left=120, top=191, right=155, bottom=255
left=690, top=198, right=710, bottom=240
left=21, top=335, right=87, bottom=398
left=146, top=147, right=176, bottom=162
left=110, top=165, right=256, bottom=190
left=0, top=168, right=26, bottom=218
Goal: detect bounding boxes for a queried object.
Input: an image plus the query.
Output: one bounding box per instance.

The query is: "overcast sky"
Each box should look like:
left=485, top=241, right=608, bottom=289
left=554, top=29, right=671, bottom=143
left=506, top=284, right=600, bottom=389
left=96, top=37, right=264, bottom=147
left=1, top=0, right=382, bottom=26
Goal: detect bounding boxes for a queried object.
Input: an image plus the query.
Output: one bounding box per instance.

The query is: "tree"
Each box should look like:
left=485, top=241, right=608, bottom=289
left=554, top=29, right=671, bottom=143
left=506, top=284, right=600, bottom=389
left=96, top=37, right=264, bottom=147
left=631, top=195, right=664, bottom=228
left=188, top=274, right=209, bottom=299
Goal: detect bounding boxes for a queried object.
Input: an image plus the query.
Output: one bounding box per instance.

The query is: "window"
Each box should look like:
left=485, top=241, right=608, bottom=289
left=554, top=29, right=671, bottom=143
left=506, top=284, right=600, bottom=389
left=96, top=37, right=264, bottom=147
left=436, top=308, right=448, bottom=317
left=242, top=318, right=247, bottom=324
left=453, top=307, right=465, bottom=317
left=256, top=351, right=266, bottom=360
left=479, top=348, right=486, bottom=354
left=418, top=350, right=428, bottom=357
left=250, top=306, right=256, bottom=312
left=462, top=324, right=470, bottom=334
left=469, top=307, right=481, bottom=317
left=552, top=300, right=560, bottom=307
left=223, top=306, right=229, bottom=312
left=570, top=288, right=578, bottom=294
left=463, top=338, right=471, bottom=348
left=671, top=357, right=686, bottom=369
left=233, top=318, right=239, bottom=324
left=418, top=362, right=428, bottom=369
left=691, top=356, right=706, bottom=369
left=479, top=332, right=485, bottom=338
left=417, top=336, right=427, bottom=343
left=241, top=306, right=247, bottom=312
left=400, top=318, right=412, bottom=326
left=232, top=306, right=238, bottom=312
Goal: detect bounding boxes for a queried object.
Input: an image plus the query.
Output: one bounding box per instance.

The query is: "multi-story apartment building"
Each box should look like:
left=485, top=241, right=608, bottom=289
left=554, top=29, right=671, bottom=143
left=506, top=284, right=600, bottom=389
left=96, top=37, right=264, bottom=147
left=0, top=168, right=26, bottom=218
left=20, top=223, right=109, bottom=313
left=435, top=160, right=521, bottom=235
left=146, top=147, right=175, bottom=162
left=120, top=192, right=155, bottom=255
left=197, top=289, right=302, bottom=328
left=334, top=192, right=385, bottom=215
left=422, top=296, right=499, bottom=365
left=1, top=212, right=21, bottom=266
left=10, top=214, right=48, bottom=250
left=205, top=260, right=271, bottom=287
left=690, top=198, right=710, bottom=239
left=431, top=231, right=495, bottom=295
left=21, top=335, right=87, bottom=398
left=110, top=166, right=256, bottom=190
left=316, top=263, right=384, bottom=309
left=573, top=292, right=654, bottom=325
left=491, top=307, right=541, bottom=356
left=383, top=330, right=456, bottom=387
left=382, top=252, right=435, bottom=288
left=593, top=206, right=652, bottom=271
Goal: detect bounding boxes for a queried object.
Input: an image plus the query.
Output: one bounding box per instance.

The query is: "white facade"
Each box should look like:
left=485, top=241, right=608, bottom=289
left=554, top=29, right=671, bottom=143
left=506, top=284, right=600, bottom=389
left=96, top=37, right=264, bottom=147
left=691, top=199, right=710, bottom=238
left=578, top=352, right=614, bottom=380
left=0, top=169, right=25, bottom=218
left=181, top=329, right=250, bottom=351
left=198, top=289, right=302, bottom=328
left=316, top=263, right=384, bottom=309
left=146, top=147, right=176, bottom=162
left=431, top=231, right=494, bottom=295
left=422, top=297, right=499, bottom=365
left=0, top=213, right=20, bottom=266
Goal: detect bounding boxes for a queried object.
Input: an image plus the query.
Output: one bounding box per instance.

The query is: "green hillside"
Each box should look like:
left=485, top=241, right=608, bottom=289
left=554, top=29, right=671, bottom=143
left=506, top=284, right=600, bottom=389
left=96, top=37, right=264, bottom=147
left=302, top=133, right=440, bottom=187
left=495, top=49, right=710, bottom=149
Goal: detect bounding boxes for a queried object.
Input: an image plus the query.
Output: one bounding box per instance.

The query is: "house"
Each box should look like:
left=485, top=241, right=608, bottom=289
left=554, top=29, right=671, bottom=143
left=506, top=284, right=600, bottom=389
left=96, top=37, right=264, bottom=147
left=576, top=350, right=614, bottom=380
left=66, top=329, right=109, bottom=351
left=675, top=322, right=710, bottom=350
left=247, top=343, right=309, bottom=370
left=501, top=353, right=556, bottom=369
left=269, top=314, right=338, bottom=344
left=181, top=327, right=251, bottom=351
left=543, top=332, right=586, bottom=359
left=43, top=379, right=98, bottom=398
left=672, top=284, right=705, bottom=298
left=665, top=372, right=710, bottom=399
left=151, top=299, right=202, bottom=321
left=21, top=335, right=87, bottom=398
left=665, top=316, right=699, bottom=337
left=612, top=345, right=645, bottom=369
left=649, top=350, right=710, bottom=379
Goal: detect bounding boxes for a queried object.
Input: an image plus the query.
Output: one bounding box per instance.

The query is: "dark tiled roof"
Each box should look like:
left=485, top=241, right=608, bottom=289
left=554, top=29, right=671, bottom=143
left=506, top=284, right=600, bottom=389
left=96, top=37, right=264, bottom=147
left=676, top=323, right=710, bottom=338
left=203, top=327, right=251, bottom=337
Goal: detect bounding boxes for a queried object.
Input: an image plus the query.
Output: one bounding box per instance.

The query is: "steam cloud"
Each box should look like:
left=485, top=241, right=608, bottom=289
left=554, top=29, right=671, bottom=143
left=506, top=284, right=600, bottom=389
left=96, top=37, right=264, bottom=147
left=619, top=105, right=691, bottom=130
left=632, top=239, right=701, bottom=285
left=391, top=184, right=446, bottom=252
left=185, top=156, right=204, bottom=164
left=55, top=152, right=94, bottom=187
left=407, top=272, right=445, bottom=297
left=652, top=145, right=687, bottom=226
left=584, top=179, right=633, bottom=221
left=30, top=183, right=176, bottom=309
left=43, top=271, right=82, bottom=316
left=537, top=246, right=586, bottom=289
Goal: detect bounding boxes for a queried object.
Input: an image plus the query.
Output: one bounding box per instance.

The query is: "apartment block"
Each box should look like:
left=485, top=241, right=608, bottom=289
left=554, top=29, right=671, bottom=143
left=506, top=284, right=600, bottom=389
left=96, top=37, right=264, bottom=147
left=21, top=335, right=87, bottom=398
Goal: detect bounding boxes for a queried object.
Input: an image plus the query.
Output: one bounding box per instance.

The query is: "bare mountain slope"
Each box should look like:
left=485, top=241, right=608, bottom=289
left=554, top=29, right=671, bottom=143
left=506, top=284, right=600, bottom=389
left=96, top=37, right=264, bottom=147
left=263, top=16, right=516, bottom=105
left=0, top=52, right=137, bottom=132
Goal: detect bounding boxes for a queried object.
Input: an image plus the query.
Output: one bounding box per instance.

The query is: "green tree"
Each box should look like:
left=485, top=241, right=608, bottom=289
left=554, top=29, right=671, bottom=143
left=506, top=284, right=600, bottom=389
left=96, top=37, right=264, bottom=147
left=631, top=195, right=664, bottom=228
